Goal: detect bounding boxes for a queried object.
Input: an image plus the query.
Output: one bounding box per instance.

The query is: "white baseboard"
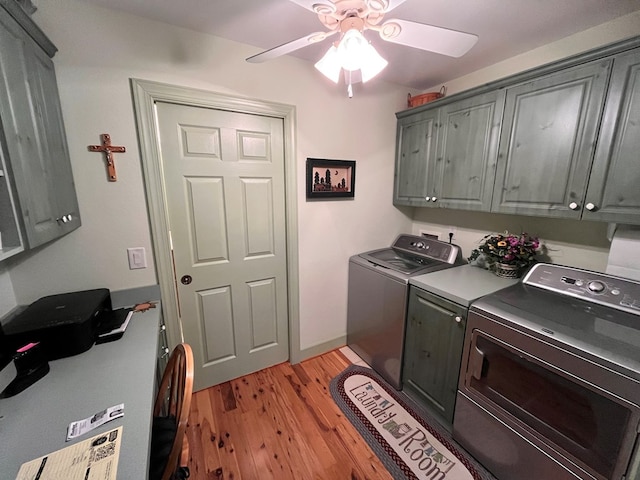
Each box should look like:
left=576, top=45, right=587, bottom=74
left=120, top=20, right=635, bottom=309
left=295, top=335, right=346, bottom=363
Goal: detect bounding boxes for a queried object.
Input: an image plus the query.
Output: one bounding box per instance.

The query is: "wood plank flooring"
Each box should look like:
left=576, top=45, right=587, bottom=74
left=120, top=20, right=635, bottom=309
left=185, top=349, right=394, bottom=480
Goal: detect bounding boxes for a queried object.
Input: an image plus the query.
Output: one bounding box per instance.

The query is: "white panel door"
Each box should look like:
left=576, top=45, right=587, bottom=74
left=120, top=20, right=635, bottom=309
left=156, top=101, right=289, bottom=391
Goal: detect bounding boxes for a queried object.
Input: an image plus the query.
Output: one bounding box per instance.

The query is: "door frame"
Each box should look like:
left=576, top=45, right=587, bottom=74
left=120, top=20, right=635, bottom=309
left=130, top=78, right=301, bottom=363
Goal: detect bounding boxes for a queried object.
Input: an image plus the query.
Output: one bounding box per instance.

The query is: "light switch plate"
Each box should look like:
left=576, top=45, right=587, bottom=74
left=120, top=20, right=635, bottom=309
left=127, top=247, right=147, bottom=269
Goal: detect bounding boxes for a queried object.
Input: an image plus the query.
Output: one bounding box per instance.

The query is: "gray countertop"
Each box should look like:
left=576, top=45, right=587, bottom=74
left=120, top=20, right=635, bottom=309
left=410, top=264, right=519, bottom=307
left=0, top=285, right=161, bottom=480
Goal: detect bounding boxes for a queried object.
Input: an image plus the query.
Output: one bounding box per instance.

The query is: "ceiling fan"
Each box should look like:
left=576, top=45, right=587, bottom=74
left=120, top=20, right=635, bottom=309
left=246, top=0, right=478, bottom=94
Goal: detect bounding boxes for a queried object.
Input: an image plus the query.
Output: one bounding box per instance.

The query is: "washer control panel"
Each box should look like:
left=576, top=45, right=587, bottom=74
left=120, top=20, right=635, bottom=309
left=523, top=263, right=640, bottom=315
left=393, top=234, right=460, bottom=264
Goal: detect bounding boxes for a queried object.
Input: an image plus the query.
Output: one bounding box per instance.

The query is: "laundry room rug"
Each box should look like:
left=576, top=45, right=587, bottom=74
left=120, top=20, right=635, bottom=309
left=330, top=365, right=495, bottom=480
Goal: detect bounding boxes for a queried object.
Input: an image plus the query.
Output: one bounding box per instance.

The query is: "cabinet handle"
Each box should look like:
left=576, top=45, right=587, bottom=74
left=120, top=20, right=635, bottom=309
left=431, top=196, right=437, bottom=202
left=585, top=202, right=596, bottom=211
left=454, top=316, right=462, bottom=323
left=568, top=202, right=580, bottom=210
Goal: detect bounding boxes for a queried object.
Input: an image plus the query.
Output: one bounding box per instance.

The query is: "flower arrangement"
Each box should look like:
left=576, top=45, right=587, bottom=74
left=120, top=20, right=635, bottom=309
left=468, top=232, right=541, bottom=270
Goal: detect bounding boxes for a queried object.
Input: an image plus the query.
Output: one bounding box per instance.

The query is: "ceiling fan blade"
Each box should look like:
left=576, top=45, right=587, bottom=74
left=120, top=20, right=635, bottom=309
left=379, top=19, right=478, bottom=57
left=287, top=0, right=336, bottom=14
left=246, top=31, right=337, bottom=63
left=383, top=0, right=408, bottom=12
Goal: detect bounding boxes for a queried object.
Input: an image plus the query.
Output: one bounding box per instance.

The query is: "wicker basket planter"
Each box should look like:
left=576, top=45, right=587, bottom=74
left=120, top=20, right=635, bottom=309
left=494, top=262, right=521, bottom=279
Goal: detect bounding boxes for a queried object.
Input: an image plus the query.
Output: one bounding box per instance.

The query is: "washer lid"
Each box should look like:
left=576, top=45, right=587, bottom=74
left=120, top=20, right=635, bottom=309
left=358, top=234, right=461, bottom=275
left=360, top=248, right=444, bottom=274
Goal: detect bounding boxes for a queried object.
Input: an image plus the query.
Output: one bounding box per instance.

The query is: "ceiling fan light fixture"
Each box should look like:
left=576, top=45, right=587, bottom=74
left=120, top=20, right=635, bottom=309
left=337, top=28, right=368, bottom=71
left=314, top=45, right=342, bottom=83
left=315, top=27, right=388, bottom=86
left=359, top=43, right=388, bottom=82
left=338, top=28, right=388, bottom=81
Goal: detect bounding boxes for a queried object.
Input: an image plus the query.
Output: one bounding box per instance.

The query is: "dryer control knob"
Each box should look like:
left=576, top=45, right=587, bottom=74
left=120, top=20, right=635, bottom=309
left=588, top=281, right=606, bottom=293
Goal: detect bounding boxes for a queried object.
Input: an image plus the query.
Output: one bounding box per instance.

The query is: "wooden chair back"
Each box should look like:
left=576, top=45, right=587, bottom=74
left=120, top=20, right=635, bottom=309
left=152, top=343, right=193, bottom=480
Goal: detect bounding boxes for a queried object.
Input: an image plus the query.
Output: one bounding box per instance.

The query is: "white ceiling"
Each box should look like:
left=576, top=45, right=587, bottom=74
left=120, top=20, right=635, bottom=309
left=79, top=0, right=640, bottom=90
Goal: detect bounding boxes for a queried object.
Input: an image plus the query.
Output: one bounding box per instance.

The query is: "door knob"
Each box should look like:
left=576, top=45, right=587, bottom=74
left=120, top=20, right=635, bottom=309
left=180, top=275, right=192, bottom=285
left=568, top=202, right=580, bottom=210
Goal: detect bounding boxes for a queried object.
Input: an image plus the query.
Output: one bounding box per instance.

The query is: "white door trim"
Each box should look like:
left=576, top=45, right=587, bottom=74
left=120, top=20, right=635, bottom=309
left=130, top=78, right=301, bottom=363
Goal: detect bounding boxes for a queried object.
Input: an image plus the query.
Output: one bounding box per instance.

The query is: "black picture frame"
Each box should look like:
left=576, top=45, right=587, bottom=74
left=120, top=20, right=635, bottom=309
left=306, top=158, right=356, bottom=199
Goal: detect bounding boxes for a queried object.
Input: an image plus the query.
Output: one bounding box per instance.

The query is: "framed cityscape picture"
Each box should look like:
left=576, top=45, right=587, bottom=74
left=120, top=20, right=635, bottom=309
left=306, top=158, right=356, bottom=199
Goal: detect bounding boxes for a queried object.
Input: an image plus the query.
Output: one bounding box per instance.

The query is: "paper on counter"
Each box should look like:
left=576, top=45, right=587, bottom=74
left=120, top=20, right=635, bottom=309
left=16, top=426, right=123, bottom=480
left=66, top=404, right=124, bottom=441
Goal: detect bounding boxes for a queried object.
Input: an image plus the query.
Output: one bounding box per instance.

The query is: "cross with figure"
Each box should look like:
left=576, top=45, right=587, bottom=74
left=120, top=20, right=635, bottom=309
left=88, top=133, right=126, bottom=182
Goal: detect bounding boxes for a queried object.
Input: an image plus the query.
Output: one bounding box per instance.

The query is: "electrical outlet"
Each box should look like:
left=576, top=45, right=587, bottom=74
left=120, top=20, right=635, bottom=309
left=127, top=247, right=147, bottom=269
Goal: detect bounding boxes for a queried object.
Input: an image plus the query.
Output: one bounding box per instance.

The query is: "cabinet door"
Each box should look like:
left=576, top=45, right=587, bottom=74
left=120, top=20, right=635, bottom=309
left=28, top=45, right=81, bottom=237
left=402, top=287, right=466, bottom=426
left=0, top=9, right=56, bottom=247
left=584, top=48, right=640, bottom=224
left=0, top=8, right=80, bottom=249
left=434, top=91, right=505, bottom=211
left=491, top=60, right=612, bottom=218
left=393, top=109, right=439, bottom=206
left=0, top=140, right=24, bottom=260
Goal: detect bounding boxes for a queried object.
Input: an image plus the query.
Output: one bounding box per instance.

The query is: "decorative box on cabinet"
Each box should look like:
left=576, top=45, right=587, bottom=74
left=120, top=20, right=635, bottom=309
left=0, top=0, right=80, bottom=261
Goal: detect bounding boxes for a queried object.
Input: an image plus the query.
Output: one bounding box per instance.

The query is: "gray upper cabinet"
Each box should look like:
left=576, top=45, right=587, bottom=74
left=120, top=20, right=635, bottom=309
left=394, top=91, right=504, bottom=210
left=394, top=37, right=640, bottom=225
left=0, top=1, right=80, bottom=259
left=583, top=47, right=640, bottom=224
left=434, top=90, right=504, bottom=211
left=394, top=109, right=439, bottom=206
left=491, top=60, right=612, bottom=218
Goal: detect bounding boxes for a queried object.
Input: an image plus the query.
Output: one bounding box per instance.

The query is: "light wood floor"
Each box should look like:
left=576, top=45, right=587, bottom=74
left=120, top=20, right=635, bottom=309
left=185, top=349, right=394, bottom=479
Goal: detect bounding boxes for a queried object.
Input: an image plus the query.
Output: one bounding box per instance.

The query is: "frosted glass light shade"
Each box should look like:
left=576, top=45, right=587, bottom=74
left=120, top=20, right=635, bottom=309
left=360, top=43, right=388, bottom=82
left=314, top=46, right=342, bottom=83
left=314, top=28, right=388, bottom=84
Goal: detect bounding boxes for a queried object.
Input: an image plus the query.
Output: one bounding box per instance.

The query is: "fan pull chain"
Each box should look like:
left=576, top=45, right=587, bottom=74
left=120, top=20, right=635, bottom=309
left=347, top=70, right=353, bottom=98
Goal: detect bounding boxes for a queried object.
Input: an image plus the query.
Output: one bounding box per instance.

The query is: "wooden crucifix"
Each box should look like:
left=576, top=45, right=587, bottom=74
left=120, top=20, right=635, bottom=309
left=88, top=134, right=126, bottom=182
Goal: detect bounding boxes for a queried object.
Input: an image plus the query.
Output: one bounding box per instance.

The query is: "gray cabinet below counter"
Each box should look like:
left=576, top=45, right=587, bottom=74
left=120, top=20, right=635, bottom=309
left=394, top=37, right=640, bottom=225
left=403, top=265, right=518, bottom=429
left=403, top=286, right=466, bottom=427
